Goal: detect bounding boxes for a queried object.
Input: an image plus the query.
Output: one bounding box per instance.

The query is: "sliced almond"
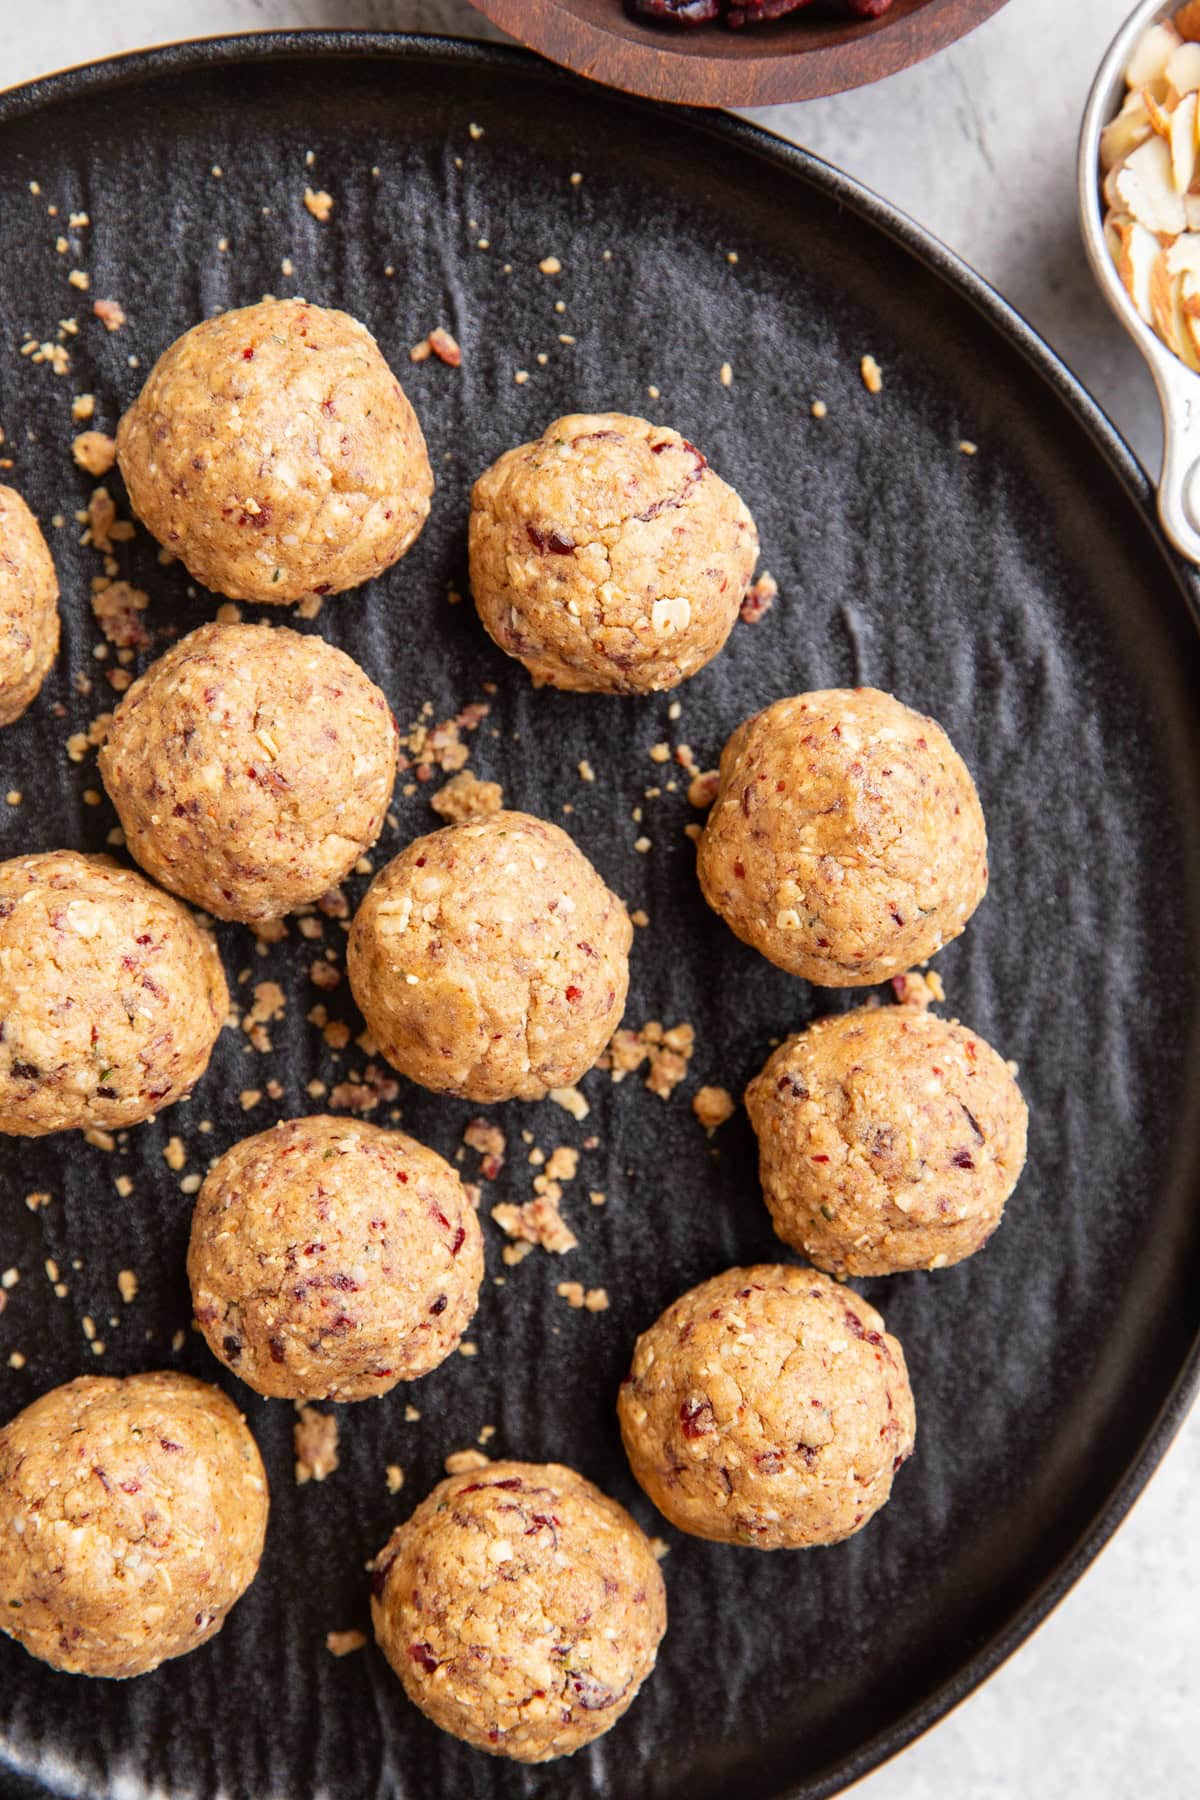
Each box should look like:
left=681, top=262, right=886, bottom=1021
left=1178, top=1, right=1200, bottom=45
left=1151, top=251, right=1200, bottom=368
left=1127, top=21, right=1182, bottom=91
left=1172, top=93, right=1198, bottom=191
left=1167, top=40, right=1200, bottom=100
left=1101, top=94, right=1152, bottom=171
left=1117, top=135, right=1187, bottom=234
left=1143, top=84, right=1175, bottom=139
left=1166, top=231, right=1200, bottom=278
left=1117, top=217, right=1161, bottom=323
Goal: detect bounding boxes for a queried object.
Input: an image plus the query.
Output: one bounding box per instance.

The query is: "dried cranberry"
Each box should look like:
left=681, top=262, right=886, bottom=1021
left=679, top=1397, right=716, bottom=1438
left=408, top=1642, right=439, bottom=1673
left=429, top=1295, right=448, bottom=1315
left=950, top=1149, right=976, bottom=1171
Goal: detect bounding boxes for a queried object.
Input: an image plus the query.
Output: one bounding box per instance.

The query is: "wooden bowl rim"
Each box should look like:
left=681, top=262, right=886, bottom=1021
left=467, top=0, right=1010, bottom=106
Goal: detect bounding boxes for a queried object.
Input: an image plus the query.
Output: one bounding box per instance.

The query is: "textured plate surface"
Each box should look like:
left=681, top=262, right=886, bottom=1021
left=0, top=34, right=1198, bottom=1800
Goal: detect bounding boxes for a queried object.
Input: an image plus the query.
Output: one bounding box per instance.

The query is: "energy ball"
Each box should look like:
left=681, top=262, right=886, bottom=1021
left=0, top=1372, right=268, bottom=1678
left=0, top=851, right=228, bottom=1137
left=99, top=621, right=398, bottom=923
left=348, top=811, right=631, bottom=1102
left=697, top=688, right=988, bottom=985
left=0, top=485, right=59, bottom=727
left=188, top=1116, right=484, bottom=1401
left=116, top=298, right=432, bottom=604
left=469, top=412, right=759, bottom=693
left=745, top=1005, right=1028, bottom=1277
left=618, top=1265, right=915, bottom=1550
left=371, top=1460, right=666, bottom=1761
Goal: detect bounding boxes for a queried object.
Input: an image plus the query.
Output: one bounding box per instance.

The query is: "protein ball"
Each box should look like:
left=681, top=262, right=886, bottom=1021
left=116, top=298, right=432, bottom=604
left=99, top=621, right=398, bottom=923
left=0, top=851, right=228, bottom=1137
left=697, top=688, right=988, bottom=985
left=0, top=1372, right=268, bottom=1678
left=618, top=1264, right=915, bottom=1550
left=0, top=485, right=59, bottom=727
left=188, top=1116, right=484, bottom=1401
left=745, top=1005, right=1028, bottom=1277
left=469, top=412, right=758, bottom=693
left=371, top=1460, right=666, bottom=1761
left=348, top=811, right=631, bottom=1102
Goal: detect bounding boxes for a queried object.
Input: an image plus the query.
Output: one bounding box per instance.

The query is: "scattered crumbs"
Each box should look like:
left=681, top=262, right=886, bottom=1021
left=385, top=1463, right=405, bottom=1494
left=557, top=1281, right=609, bottom=1312
left=478, top=1424, right=496, bottom=1445
left=740, top=569, right=777, bottom=624
left=240, top=1088, right=263, bottom=1112
left=548, top=1084, right=589, bottom=1121
left=727, top=250, right=739, bottom=264
left=114, top=1175, right=134, bottom=1199
left=445, top=1448, right=489, bottom=1475
left=631, top=908, right=649, bottom=929
left=719, top=361, right=733, bottom=387
left=554, top=300, right=566, bottom=314
left=8, top=1353, right=26, bottom=1370
left=468, top=122, right=484, bottom=140
left=44, top=1259, right=59, bottom=1283
left=890, top=969, right=945, bottom=1009
left=1, top=1269, right=18, bottom=1290
left=633, top=836, right=651, bottom=854
left=162, top=1136, right=186, bottom=1173
left=464, top=1116, right=506, bottom=1181
left=5, top=790, right=21, bottom=806
left=570, top=171, right=583, bottom=185
left=93, top=299, right=126, bottom=332
left=281, top=257, right=295, bottom=277
left=396, top=698, right=489, bottom=780
left=538, top=255, right=562, bottom=275
left=309, top=958, right=340, bottom=992
left=650, top=1536, right=670, bottom=1561
left=491, top=1186, right=578, bottom=1255
left=648, top=742, right=671, bottom=764
left=249, top=980, right=287, bottom=1024
left=294, top=1404, right=340, bottom=1484
left=458, top=1341, right=478, bottom=1358
left=688, top=769, right=720, bottom=810
left=860, top=354, right=883, bottom=395
left=647, top=384, right=660, bottom=400
left=559, top=333, right=576, bottom=345
left=431, top=769, right=503, bottom=823
left=326, top=1630, right=366, bottom=1658
left=958, top=439, right=978, bottom=456
left=514, top=369, right=529, bottom=385
left=544, top=1145, right=579, bottom=1184
left=578, top=759, right=595, bottom=783
left=303, top=186, right=334, bottom=222
left=811, top=399, right=828, bottom=419
left=693, top=1085, right=735, bottom=1133
left=404, top=1404, right=421, bottom=1423
left=171, top=1329, right=186, bottom=1352
left=211, top=165, right=223, bottom=178
left=328, top=1066, right=400, bottom=1115
left=180, top=1173, right=201, bottom=1196
left=605, top=1021, right=695, bottom=1099
left=684, top=822, right=702, bottom=843
left=117, top=1269, right=138, bottom=1304
left=91, top=580, right=150, bottom=648
left=427, top=326, right=461, bottom=367
left=67, top=269, right=90, bottom=291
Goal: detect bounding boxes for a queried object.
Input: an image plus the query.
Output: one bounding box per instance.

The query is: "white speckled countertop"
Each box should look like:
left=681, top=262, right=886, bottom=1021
left=0, top=2, right=1196, bottom=1794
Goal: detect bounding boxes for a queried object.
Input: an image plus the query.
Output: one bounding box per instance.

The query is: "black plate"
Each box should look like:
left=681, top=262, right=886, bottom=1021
left=0, top=33, right=1198, bottom=1800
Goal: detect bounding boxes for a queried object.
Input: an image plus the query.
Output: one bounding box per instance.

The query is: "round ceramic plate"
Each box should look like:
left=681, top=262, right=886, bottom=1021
left=0, top=33, right=1197, bottom=1800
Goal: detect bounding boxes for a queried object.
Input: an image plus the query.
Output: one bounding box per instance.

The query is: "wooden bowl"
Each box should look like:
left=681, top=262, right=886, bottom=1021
left=467, top=0, right=1010, bottom=106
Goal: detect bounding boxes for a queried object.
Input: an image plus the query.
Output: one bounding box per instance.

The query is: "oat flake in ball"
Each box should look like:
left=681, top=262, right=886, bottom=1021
left=470, top=412, right=759, bottom=693
left=0, top=485, right=59, bottom=727
left=116, top=298, right=432, bottom=604
left=0, top=850, right=228, bottom=1137
left=0, top=1372, right=268, bottom=1678
left=99, top=621, right=398, bottom=923
left=371, top=1460, right=667, bottom=1761
left=618, top=1264, right=915, bottom=1550
left=697, top=687, right=988, bottom=985
left=746, top=1004, right=1028, bottom=1277
left=188, top=1116, right=484, bottom=1401
left=348, top=810, right=631, bottom=1102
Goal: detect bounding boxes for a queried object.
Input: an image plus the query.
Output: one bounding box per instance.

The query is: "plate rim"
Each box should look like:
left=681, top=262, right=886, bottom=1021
left=0, top=30, right=1197, bottom=1800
